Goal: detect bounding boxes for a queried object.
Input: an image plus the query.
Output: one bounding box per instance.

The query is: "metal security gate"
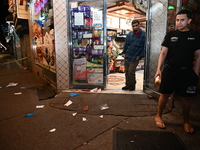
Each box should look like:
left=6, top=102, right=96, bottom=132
left=143, top=0, right=181, bottom=97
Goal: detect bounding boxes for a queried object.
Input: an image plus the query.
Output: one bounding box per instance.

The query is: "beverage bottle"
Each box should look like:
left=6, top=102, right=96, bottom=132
left=154, top=76, right=161, bottom=85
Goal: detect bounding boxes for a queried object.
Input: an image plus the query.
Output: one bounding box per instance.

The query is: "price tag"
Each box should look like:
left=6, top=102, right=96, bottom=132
left=94, top=45, right=103, bottom=49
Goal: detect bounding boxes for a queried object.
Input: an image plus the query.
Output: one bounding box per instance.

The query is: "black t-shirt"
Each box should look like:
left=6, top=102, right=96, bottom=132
left=162, top=29, right=200, bottom=69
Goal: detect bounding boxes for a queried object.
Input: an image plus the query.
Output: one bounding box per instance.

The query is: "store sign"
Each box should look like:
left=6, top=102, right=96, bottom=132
left=93, top=11, right=103, bottom=24
left=74, top=13, right=84, bottom=25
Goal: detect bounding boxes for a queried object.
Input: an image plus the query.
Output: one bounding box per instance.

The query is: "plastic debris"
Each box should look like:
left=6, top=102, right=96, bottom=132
left=100, top=115, right=103, bottom=118
left=24, top=113, right=35, bottom=117
left=100, top=104, right=109, bottom=110
left=36, top=105, right=45, bottom=108
left=69, top=93, right=78, bottom=97
left=82, top=117, right=87, bottom=121
left=82, top=105, right=89, bottom=111
left=72, top=112, right=77, bottom=116
left=64, top=100, right=73, bottom=107
left=90, top=88, right=98, bottom=92
left=14, top=92, right=22, bottom=95
left=6, top=82, right=18, bottom=87
left=49, top=128, right=56, bottom=132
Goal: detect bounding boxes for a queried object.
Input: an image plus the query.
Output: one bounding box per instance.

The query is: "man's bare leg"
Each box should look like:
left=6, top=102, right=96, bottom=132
left=155, top=94, right=171, bottom=128
left=181, top=97, right=194, bottom=133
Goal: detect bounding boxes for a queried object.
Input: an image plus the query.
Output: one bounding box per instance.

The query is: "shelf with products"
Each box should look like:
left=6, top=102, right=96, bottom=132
left=70, top=5, right=104, bottom=84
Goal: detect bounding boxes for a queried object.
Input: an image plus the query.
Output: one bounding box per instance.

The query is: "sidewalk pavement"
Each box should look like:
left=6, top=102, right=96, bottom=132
left=0, top=54, right=200, bottom=150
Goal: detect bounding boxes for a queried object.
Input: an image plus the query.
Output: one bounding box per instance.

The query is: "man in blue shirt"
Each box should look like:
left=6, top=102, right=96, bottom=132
left=121, top=20, right=146, bottom=91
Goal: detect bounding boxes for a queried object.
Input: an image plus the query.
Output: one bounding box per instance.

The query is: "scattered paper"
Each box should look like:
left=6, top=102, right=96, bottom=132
left=72, top=112, right=77, bottom=116
left=49, top=128, right=56, bottom=132
left=82, top=117, right=87, bottom=121
left=14, top=92, right=22, bottom=95
left=64, top=100, right=73, bottom=107
left=6, top=82, right=18, bottom=87
left=90, top=88, right=98, bottom=92
left=100, top=104, right=109, bottom=110
left=36, top=105, right=45, bottom=108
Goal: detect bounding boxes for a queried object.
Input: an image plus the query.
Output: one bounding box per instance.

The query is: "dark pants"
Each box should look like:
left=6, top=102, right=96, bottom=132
left=124, top=59, right=139, bottom=87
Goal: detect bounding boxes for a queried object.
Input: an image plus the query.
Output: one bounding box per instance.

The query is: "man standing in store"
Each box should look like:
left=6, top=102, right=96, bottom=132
left=154, top=10, right=200, bottom=133
left=121, top=20, right=146, bottom=91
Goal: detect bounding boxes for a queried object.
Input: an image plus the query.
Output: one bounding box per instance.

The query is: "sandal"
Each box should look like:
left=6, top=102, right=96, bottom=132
left=184, top=123, right=194, bottom=134
left=155, top=117, right=166, bottom=129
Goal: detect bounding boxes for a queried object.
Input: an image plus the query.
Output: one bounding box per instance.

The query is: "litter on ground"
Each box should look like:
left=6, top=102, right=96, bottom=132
left=36, top=105, right=45, bottom=108
left=64, top=100, right=73, bottom=107
left=6, top=82, right=18, bottom=87
left=69, top=93, right=78, bottom=97
left=24, top=113, right=35, bottom=117
left=100, top=104, right=109, bottom=110
left=49, top=128, right=56, bottom=132
left=14, top=92, right=22, bottom=95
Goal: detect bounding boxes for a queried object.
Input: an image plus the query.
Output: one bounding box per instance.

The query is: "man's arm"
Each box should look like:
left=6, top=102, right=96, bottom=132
left=155, top=46, right=168, bottom=78
left=194, top=49, right=200, bottom=76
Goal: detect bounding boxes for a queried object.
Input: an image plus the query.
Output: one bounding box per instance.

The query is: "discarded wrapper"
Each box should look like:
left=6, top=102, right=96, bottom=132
left=49, top=128, right=56, bottom=132
left=72, top=112, right=77, bottom=116
left=82, top=105, right=89, bottom=111
left=69, top=93, right=78, bottom=97
left=14, top=92, right=22, bottom=95
left=64, top=100, right=73, bottom=107
left=6, top=82, right=18, bottom=87
left=100, top=104, right=109, bottom=110
left=90, top=88, right=98, bottom=92
left=24, top=113, right=35, bottom=117
left=82, top=117, right=87, bottom=121
left=36, top=105, right=45, bottom=108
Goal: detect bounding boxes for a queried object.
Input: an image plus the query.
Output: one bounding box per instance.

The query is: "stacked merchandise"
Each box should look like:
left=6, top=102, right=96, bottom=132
left=71, top=5, right=104, bottom=84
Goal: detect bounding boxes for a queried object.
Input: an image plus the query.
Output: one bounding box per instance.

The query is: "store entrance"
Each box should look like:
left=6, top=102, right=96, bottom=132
left=68, top=0, right=146, bottom=92
left=104, top=2, right=146, bottom=93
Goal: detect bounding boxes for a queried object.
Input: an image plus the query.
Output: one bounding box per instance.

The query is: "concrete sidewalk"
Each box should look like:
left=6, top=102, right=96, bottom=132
left=0, top=54, right=200, bottom=150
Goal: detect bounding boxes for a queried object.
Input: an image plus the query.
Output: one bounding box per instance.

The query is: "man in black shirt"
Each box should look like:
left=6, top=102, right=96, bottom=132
left=154, top=10, right=200, bottom=133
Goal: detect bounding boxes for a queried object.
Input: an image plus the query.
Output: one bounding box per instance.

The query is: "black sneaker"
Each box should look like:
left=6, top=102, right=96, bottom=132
left=130, top=86, right=135, bottom=91
left=122, top=86, right=130, bottom=90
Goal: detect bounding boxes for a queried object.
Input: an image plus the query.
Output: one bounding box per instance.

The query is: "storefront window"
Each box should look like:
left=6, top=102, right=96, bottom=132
left=69, top=1, right=105, bottom=87
left=31, top=0, right=56, bottom=72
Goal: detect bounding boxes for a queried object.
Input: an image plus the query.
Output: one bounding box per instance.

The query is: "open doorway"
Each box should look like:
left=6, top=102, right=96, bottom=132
left=105, top=2, right=146, bottom=93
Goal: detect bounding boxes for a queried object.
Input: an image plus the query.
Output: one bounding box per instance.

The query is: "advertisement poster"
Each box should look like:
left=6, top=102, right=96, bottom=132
left=73, top=58, right=87, bottom=80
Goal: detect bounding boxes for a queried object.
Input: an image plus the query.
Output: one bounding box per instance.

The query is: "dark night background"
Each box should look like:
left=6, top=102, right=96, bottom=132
left=0, top=0, right=9, bottom=25
left=0, top=0, right=9, bottom=46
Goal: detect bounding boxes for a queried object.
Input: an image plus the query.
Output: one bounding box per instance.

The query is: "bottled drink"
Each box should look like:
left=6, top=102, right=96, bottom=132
left=154, top=76, right=161, bottom=85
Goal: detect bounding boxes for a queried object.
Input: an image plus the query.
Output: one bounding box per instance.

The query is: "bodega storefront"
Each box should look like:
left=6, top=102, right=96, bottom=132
left=28, top=0, right=200, bottom=93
